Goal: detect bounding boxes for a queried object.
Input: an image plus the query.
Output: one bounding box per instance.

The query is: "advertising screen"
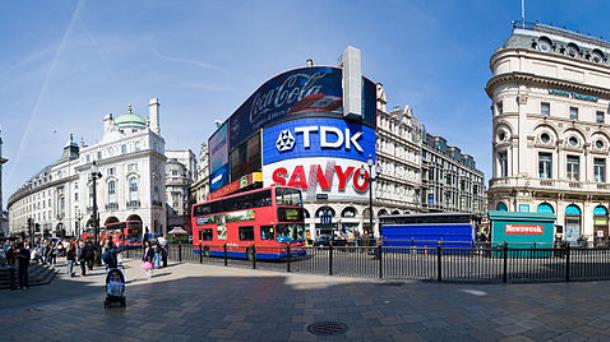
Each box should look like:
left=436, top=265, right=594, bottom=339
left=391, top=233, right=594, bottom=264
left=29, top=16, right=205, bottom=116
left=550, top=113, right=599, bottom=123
left=230, top=133, right=261, bottom=181
left=262, top=117, right=376, bottom=165
left=263, top=157, right=372, bottom=201
left=228, top=66, right=376, bottom=148
left=208, top=121, right=229, bottom=192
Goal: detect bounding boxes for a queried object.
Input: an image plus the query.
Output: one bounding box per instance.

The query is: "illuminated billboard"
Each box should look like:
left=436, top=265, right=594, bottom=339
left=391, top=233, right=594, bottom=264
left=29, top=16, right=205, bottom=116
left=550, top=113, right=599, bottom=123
left=228, top=66, right=376, bottom=149
left=230, top=132, right=261, bottom=182
left=208, top=121, right=229, bottom=192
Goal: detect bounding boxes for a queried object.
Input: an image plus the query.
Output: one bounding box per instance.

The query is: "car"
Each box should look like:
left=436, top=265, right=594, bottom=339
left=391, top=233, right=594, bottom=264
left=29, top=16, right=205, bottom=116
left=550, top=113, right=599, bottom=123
left=313, top=234, right=347, bottom=247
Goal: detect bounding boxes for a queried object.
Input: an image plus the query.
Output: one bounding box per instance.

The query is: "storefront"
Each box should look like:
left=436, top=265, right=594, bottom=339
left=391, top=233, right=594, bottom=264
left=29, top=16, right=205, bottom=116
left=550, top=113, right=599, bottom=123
left=594, top=205, right=608, bottom=241
left=564, top=204, right=582, bottom=245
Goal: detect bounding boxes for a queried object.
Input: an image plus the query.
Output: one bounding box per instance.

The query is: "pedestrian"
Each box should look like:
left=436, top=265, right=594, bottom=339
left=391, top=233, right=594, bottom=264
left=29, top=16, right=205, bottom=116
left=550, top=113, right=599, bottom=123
left=86, top=240, right=95, bottom=270
left=5, top=241, right=17, bottom=290
left=158, top=234, right=168, bottom=268
left=78, top=241, right=88, bottom=276
left=142, top=241, right=154, bottom=280
left=50, top=240, right=57, bottom=266
left=15, top=243, right=30, bottom=290
left=66, top=244, right=76, bottom=277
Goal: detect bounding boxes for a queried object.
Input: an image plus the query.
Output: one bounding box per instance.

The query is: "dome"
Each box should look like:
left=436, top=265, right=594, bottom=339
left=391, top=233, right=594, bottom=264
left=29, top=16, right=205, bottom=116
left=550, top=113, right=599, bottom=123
left=114, top=104, right=147, bottom=126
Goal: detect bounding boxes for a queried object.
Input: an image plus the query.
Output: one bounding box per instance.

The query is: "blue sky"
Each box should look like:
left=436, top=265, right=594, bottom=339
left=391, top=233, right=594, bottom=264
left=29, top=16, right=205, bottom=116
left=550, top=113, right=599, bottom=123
left=1, top=0, right=609, bottom=206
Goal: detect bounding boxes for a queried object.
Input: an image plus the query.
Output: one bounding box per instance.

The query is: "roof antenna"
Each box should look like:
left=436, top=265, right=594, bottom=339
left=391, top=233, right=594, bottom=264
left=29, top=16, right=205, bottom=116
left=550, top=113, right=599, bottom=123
left=521, top=0, right=526, bottom=29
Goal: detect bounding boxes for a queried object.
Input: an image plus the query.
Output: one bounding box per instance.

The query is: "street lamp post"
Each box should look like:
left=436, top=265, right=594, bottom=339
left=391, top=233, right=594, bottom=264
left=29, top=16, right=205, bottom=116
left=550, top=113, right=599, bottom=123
left=360, top=154, right=382, bottom=241
left=75, top=209, right=82, bottom=240
left=90, top=161, right=103, bottom=251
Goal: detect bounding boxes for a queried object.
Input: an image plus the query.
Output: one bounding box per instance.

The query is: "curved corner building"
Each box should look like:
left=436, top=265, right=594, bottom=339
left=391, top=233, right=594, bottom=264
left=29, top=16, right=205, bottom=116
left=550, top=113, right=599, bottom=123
left=488, top=22, right=610, bottom=244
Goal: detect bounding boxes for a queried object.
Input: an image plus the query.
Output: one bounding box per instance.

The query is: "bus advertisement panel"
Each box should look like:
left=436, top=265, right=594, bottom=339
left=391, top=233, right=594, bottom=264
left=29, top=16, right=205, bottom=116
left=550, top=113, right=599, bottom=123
left=191, top=186, right=305, bottom=260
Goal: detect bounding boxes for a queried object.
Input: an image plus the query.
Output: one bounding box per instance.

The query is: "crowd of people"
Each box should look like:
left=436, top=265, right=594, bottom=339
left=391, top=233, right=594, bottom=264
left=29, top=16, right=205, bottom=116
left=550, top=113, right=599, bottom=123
left=0, top=233, right=171, bottom=290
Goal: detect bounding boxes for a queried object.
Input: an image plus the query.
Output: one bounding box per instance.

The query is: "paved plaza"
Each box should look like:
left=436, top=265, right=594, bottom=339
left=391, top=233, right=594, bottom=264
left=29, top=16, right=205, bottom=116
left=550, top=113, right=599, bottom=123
left=3, top=258, right=610, bottom=341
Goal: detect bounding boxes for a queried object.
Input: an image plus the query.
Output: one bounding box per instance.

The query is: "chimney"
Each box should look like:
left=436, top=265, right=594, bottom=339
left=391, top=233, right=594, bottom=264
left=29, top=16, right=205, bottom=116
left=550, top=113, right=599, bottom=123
left=149, top=97, right=160, bottom=134
left=306, top=58, right=314, bottom=67
left=103, top=113, right=114, bottom=132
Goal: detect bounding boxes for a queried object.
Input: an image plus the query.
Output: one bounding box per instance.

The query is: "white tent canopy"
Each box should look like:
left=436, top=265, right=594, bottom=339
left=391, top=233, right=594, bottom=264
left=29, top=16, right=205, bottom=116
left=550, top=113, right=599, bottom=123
left=168, top=227, right=187, bottom=235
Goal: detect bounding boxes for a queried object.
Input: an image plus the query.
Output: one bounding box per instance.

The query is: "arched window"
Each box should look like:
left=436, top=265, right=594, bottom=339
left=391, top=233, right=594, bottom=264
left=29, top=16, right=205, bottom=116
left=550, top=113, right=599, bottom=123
left=496, top=202, right=508, bottom=212
left=341, top=207, right=357, bottom=218
left=594, top=205, right=608, bottom=217
left=537, top=203, right=554, bottom=214
left=129, top=177, right=139, bottom=201
left=565, top=204, right=582, bottom=244
left=107, top=180, right=116, bottom=203
left=315, top=206, right=335, bottom=218
left=565, top=204, right=581, bottom=216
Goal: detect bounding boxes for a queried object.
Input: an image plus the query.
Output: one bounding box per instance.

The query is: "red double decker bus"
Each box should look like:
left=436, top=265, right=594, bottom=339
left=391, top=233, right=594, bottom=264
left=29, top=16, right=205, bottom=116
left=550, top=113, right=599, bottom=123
left=192, top=185, right=306, bottom=260
left=81, top=220, right=143, bottom=247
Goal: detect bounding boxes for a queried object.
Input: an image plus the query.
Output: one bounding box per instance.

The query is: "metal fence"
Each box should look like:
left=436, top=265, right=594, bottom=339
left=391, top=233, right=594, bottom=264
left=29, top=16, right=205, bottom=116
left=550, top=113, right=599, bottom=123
left=133, top=242, right=610, bottom=283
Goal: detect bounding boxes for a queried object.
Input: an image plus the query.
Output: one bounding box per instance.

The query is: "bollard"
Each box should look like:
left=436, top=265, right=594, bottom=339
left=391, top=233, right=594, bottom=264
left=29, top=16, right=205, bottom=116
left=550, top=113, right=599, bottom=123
left=503, top=242, right=508, bottom=283
left=565, top=244, right=571, bottom=282
left=437, top=241, right=442, bottom=282
left=378, top=243, right=383, bottom=279
left=178, top=242, right=182, bottom=262
left=199, top=243, right=203, bottom=264
left=286, top=245, right=291, bottom=273
left=329, top=243, right=334, bottom=276
left=224, top=243, right=228, bottom=266
left=252, top=245, right=256, bottom=269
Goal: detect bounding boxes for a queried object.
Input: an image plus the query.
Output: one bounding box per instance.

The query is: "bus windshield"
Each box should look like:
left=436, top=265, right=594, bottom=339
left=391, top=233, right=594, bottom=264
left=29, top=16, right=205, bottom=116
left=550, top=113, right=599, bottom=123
left=275, top=188, right=302, bottom=206
left=276, top=224, right=305, bottom=242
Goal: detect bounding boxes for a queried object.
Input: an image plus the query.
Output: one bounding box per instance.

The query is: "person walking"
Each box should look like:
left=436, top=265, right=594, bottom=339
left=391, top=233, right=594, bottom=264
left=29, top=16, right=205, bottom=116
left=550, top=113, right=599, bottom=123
left=6, top=241, right=17, bottom=290
left=86, top=241, right=95, bottom=270
left=78, top=241, right=88, bottom=276
left=142, top=241, right=154, bottom=280
left=66, top=244, right=76, bottom=277
left=50, top=240, right=57, bottom=266
left=158, top=234, right=168, bottom=268
left=16, top=243, right=30, bottom=290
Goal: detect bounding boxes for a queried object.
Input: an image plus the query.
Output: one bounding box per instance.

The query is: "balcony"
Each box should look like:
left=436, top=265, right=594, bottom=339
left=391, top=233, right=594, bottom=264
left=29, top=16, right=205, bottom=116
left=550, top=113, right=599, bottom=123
left=569, top=182, right=582, bottom=189
left=539, top=180, right=554, bottom=187
left=490, top=177, right=610, bottom=193
left=126, top=200, right=141, bottom=209
left=105, top=202, right=119, bottom=211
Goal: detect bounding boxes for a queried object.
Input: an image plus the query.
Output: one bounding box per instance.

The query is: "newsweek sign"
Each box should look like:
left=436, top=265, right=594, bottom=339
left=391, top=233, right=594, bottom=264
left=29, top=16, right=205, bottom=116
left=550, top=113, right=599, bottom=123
left=262, top=117, right=376, bottom=165
left=505, top=224, right=544, bottom=235
left=263, top=158, right=371, bottom=201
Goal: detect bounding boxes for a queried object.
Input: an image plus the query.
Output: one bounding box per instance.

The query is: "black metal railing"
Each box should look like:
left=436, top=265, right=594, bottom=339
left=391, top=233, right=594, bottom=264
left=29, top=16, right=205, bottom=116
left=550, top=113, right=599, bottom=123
left=119, top=241, right=610, bottom=284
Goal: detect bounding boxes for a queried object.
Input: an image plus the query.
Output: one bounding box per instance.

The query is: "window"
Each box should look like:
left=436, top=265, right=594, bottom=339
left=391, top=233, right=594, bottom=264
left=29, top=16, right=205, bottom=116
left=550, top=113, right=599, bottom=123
left=134, top=141, right=141, bottom=151
left=498, top=151, right=508, bottom=177
left=570, top=107, right=578, bottom=120
left=541, top=102, right=550, bottom=117
left=108, top=180, right=117, bottom=203
left=59, top=196, right=65, bottom=216
left=172, top=170, right=178, bottom=176
left=568, top=136, right=579, bottom=147
left=108, top=168, right=115, bottom=176
left=596, top=140, right=605, bottom=149
left=129, top=177, right=139, bottom=201
left=260, top=225, right=274, bottom=240
left=199, top=229, right=213, bottom=241
left=97, top=151, right=102, bottom=160
left=597, top=111, right=605, bottom=124
left=121, top=144, right=127, bottom=154
left=540, top=133, right=551, bottom=144
left=539, top=153, right=552, bottom=179
left=567, top=156, right=580, bottom=181
left=275, top=188, right=303, bottom=206
left=86, top=155, right=90, bottom=163
left=74, top=192, right=78, bottom=201
left=192, top=190, right=272, bottom=216
left=47, top=198, right=51, bottom=206
left=496, top=101, right=503, bottom=115
left=595, top=158, right=606, bottom=182
left=238, top=226, right=254, bottom=241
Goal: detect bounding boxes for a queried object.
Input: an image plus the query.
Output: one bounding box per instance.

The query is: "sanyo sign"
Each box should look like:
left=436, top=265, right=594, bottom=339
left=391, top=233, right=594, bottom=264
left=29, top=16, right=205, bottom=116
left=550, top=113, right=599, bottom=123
left=262, top=117, right=376, bottom=165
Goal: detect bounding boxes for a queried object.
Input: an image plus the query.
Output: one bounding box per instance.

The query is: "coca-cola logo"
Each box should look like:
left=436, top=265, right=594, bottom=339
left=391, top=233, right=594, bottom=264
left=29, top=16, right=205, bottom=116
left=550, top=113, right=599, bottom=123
left=249, top=72, right=327, bottom=123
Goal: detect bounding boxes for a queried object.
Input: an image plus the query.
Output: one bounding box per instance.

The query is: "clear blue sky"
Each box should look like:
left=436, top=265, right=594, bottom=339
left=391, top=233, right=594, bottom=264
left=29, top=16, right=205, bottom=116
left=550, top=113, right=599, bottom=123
left=2, top=0, right=609, bottom=206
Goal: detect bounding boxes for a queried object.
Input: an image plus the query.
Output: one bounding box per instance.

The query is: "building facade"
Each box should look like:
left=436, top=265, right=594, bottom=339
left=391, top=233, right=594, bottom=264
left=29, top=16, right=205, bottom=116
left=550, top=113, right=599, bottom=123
left=165, top=149, right=196, bottom=232
left=420, top=132, right=485, bottom=215
left=8, top=98, right=167, bottom=238
left=0, top=130, right=8, bottom=237
left=487, top=22, right=610, bottom=244
left=191, top=143, right=209, bottom=204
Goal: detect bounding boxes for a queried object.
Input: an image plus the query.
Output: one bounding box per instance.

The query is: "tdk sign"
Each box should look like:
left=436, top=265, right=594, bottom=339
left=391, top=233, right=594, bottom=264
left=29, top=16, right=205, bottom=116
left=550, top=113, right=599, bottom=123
left=263, top=117, right=375, bottom=165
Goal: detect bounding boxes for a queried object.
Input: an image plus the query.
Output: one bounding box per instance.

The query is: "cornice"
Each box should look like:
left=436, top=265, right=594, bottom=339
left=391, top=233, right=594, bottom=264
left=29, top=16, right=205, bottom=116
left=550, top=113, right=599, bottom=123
left=486, top=71, right=610, bottom=98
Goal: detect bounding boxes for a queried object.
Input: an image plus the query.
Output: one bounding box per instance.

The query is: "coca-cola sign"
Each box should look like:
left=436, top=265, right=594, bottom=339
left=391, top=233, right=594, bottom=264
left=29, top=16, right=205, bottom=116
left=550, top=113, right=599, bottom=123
left=227, top=66, right=376, bottom=148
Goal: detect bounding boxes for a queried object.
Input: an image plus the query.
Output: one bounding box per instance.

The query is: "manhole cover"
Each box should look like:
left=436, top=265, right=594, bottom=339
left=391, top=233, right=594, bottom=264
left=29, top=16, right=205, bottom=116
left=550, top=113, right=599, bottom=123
left=307, top=321, right=348, bottom=336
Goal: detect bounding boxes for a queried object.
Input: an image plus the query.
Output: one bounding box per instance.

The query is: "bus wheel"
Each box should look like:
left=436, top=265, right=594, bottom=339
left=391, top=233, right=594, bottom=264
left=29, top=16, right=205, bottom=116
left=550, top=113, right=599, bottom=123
left=246, top=248, right=254, bottom=261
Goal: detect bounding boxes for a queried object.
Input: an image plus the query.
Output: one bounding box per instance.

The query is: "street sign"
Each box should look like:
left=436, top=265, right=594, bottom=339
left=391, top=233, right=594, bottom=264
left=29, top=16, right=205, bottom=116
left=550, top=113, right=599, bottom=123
left=316, top=194, right=329, bottom=200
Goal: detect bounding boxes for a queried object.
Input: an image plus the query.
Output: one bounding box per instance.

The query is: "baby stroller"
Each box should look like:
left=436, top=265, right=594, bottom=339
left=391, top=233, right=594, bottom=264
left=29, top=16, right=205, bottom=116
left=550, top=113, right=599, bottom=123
left=104, top=268, right=126, bottom=308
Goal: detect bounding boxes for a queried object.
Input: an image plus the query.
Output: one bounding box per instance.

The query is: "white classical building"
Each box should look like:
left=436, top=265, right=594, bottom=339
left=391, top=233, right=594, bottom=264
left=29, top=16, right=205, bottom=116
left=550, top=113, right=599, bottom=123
left=487, top=22, right=610, bottom=244
left=8, top=98, right=167, bottom=238
left=165, top=149, right=196, bottom=232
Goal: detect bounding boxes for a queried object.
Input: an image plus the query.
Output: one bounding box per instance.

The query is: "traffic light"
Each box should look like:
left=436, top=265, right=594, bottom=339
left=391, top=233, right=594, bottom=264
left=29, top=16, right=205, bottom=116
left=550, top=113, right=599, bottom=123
left=36, top=223, right=41, bottom=233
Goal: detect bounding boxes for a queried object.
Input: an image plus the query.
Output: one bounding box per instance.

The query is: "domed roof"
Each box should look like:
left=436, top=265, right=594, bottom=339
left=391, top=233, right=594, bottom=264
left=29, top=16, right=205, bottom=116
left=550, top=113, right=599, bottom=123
left=114, top=104, right=147, bottom=126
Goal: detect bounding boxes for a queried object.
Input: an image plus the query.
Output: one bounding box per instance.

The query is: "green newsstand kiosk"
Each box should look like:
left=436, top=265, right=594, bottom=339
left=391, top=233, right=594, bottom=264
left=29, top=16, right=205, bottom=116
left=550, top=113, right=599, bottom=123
left=489, top=211, right=556, bottom=257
